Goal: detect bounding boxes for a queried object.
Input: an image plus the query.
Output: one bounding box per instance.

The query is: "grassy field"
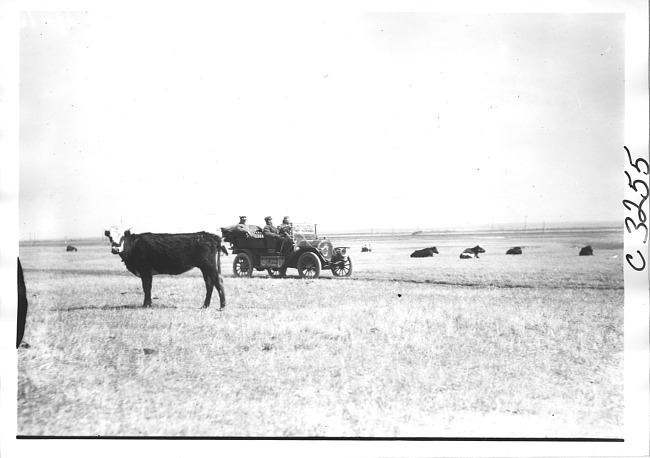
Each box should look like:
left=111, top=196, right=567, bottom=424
left=17, top=228, right=623, bottom=437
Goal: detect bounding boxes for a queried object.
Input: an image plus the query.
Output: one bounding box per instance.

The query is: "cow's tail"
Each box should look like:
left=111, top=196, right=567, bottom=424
left=211, top=233, right=228, bottom=275
left=217, top=242, right=221, bottom=274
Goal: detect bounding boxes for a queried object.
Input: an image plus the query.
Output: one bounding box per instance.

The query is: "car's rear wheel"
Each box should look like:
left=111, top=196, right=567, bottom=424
left=233, top=253, right=253, bottom=277
left=331, top=257, right=353, bottom=277
left=297, top=252, right=321, bottom=279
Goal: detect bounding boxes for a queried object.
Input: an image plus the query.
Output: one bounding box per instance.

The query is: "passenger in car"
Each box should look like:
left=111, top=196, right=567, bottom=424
left=263, top=216, right=293, bottom=254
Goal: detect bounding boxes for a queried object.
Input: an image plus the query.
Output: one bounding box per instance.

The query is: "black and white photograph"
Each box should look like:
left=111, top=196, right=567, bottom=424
left=1, top=0, right=648, bottom=456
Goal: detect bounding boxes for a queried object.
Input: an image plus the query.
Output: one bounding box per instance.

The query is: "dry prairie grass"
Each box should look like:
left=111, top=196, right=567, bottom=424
left=17, top=230, right=623, bottom=437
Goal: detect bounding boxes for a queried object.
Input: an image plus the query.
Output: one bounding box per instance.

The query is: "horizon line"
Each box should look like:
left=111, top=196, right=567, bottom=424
left=19, top=220, right=622, bottom=243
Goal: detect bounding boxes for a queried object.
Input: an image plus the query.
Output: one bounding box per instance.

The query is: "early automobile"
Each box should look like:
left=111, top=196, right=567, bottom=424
left=221, top=222, right=352, bottom=279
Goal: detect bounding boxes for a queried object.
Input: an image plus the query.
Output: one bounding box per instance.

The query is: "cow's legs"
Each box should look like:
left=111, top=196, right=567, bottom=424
left=200, top=266, right=226, bottom=310
left=200, top=269, right=214, bottom=308
left=141, top=274, right=153, bottom=307
left=214, top=270, right=226, bottom=310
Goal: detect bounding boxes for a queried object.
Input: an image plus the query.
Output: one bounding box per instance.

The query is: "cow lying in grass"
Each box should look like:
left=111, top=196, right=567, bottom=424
left=410, top=247, right=439, bottom=258
left=104, top=227, right=227, bottom=309
left=579, top=245, right=594, bottom=256
left=506, top=246, right=523, bottom=255
left=460, top=245, right=485, bottom=259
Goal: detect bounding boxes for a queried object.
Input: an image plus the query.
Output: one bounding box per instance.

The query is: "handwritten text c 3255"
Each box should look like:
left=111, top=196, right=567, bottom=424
left=623, top=146, right=649, bottom=271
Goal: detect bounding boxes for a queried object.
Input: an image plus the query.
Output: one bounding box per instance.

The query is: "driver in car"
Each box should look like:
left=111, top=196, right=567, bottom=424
left=278, top=216, right=293, bottom=237
left=263, top=216, right=293, bottom=255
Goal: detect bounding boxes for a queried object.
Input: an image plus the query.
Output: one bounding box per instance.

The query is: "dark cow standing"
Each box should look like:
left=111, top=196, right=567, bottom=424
left=66, top=245, right=78, bottom=252
left=17, top=258, right=28, bottom=348
left=579, top=245, right=594, bottom=256
left=506, top=246, right=523, bottom=255
left=460, top=245, right=485, bottom=259
left=410, top=247, right=439, bottom=258
left=104, top=227, right=227, bottom=309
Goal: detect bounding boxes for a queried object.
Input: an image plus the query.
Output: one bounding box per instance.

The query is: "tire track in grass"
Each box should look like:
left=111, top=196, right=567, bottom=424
left=331, top=276, right=623, bottom=291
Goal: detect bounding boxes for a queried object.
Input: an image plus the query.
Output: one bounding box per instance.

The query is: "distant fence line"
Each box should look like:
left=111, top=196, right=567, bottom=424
left=328, top=225, right=622, bottom=238
left=19, top=223, right=622, bottom=245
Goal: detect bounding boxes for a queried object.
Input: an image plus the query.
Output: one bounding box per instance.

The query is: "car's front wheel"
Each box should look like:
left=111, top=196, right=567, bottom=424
left=331, top=257, right=353, bottom=277
left=297, top=252, right=321, bottom=279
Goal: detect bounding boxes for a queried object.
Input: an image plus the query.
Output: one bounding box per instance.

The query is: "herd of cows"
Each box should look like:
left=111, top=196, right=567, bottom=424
left=410, top=245, right=488, bottom=259
left=14, top=226, right=597, bottom=348
left=408, top=244, right=593, bottom=258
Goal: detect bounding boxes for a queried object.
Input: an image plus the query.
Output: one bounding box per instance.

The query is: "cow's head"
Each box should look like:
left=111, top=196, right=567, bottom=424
left=104, top=226, right=132, bottom=254
left=430, top=247, right=439, bottom=254
left=473, top=245, right=486, bottom=254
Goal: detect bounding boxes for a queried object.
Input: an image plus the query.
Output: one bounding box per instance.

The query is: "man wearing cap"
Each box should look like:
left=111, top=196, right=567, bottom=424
left=235, top=216, right=248, bottom=230
left=263, top=216, right=292, bottom=254
left=278, top=216, right=293, bottom=238
left=232, top=215, right=252, bottom=237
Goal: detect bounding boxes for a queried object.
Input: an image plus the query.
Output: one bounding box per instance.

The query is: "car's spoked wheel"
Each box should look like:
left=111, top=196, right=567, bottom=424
left=233, top=253, right=253, bottom=277
left=297, top=252, right=321, bottom=279
left=331, top=257, right=353, bottom=277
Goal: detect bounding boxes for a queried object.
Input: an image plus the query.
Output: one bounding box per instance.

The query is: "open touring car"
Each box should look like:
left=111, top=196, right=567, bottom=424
left=220, top=223, right=352, bottom=279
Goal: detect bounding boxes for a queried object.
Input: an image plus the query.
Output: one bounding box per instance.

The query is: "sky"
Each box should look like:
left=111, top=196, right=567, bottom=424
left=18, top=7, right=626, bottom=240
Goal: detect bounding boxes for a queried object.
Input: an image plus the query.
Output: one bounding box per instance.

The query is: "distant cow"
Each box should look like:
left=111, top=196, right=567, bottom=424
left=410, top=247, right=439, bottom=258
left=460, top=245, right=485, bottom=259
left=17, top=258, right=27, bottom=348
left=361, top=244, right=372, bottom=253
left=104, top=227, right=227, bottom=309
left=66, top=245, right=78, bottom=252
left=579, top=245, right=593, bottom=256
left=506, top=246, right=522, bottom=255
